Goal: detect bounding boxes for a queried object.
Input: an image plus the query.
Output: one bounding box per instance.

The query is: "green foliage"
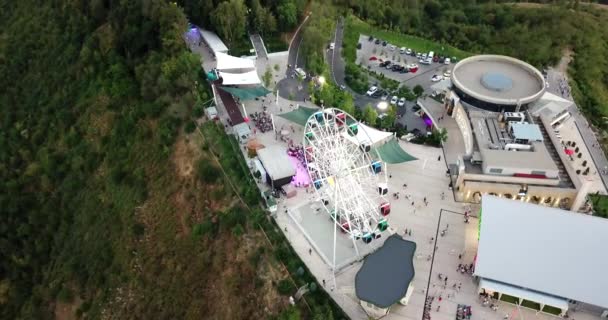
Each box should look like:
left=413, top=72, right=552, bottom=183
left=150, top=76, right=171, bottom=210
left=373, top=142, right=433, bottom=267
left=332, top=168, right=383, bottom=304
left=211, top=0, right=248, bottom=47
left=277, top=1, right=298, bottom=30
left=413, top=84, right=425, bottom=96
left=196, top=159, right=220, bottom=183
left=193, top=105, right=204, bottom=118
left=363, top=104, right=378, bottom=125
left=184, top=120, right=197, bottom=133
left=192, top=220, right=217, bottom=238
left=263, top=67, right=273, bottom=88
left=589, top=194, right=608, bottom=219
left=277, top=279, right=294, bottom=295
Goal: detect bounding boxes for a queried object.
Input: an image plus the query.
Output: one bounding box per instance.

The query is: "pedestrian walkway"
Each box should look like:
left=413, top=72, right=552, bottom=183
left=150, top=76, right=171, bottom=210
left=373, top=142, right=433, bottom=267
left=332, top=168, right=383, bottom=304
left=250, top=34, right=268, bottom=59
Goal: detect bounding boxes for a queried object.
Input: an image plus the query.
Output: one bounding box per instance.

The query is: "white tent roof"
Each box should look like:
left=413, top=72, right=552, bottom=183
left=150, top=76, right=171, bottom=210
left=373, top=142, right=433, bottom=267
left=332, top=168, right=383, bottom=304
left=215, top=52, right=255, bottom=71
left=257, top=146, right=296, bottom=181
left=219, top=70, right=261, bottom=86
left=199, top=29, right=228, bottom=54
left=476, top=195, right=608, bottom=308
left=342, top=123, right=393, bottom=146
left=233, top=122, right=251, bottom=137
left=479, top=278, right=569, bottom=310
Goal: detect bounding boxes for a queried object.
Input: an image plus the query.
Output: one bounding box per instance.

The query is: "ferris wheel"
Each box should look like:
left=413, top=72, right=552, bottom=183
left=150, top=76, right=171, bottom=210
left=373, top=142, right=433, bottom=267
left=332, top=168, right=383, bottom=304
left=303, top=108, right=391, bottom=250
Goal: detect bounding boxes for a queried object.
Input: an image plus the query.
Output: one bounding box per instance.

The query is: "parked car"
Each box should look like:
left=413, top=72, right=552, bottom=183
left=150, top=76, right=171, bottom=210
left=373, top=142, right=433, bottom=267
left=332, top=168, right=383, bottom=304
left=390, top=96, right=398, bottom=105
left=382, top=41, right=387, bottom=46
left=375, top=39, right=380, bottom=44
left=431, top=74, right=443, bottom=82
left=420, top=59, right=432, bottom=65
left=400, top=47, right=406, bottom=54
left=438, top=56, right=445, bottom=63
left=392, top=64, right=403, bottom=72
left=389, top=44, right=396, bottom=51
left=406, top=48, right=412, bottom=55
left=433, top=55, right=439, bottom=63
left=397, top=97, right=406, bottom=107
left=412, top=105, right=421, bottom=112
left=400, top=68, right=410, bottom=74
left=379, top=60, right=391, bottom=67
left=408, top=64, right=419, bottom=73
left=372, top=90, right=383, bottom=98
left=357, top=43, right=362, bottom=49
left=444, top=57, right=451, bottom=64
left=369, top=56, right=378, bottom=61
left=380, top=91, right=390, bottom=101
left=366, top=86, right=378, bottom=96
left=385, top=61, right=393, bottom=69
left=421, top=53, right=427, bottom=60
left=416, top=53, right=422, bottom=58
left=339, top=84, right=346, bottom=91
left=443, top=70, right=452, bottom=78
left=410, top=50, right=417, bottom=57
left=368, top=35, right=374, bottom=41
left=329, top=42, right=335, bottom=50
left=295, top=68, right=306, bottom=78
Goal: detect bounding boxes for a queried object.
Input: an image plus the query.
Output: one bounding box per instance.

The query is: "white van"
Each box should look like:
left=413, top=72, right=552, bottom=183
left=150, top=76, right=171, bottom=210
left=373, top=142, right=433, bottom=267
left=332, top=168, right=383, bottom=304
left=428, top=51, right=435, bottom=59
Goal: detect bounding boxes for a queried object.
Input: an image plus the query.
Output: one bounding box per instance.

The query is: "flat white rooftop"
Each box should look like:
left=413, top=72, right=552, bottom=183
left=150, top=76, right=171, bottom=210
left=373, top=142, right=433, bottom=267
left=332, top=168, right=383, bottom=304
left=476, top=196, right=608, bottom=308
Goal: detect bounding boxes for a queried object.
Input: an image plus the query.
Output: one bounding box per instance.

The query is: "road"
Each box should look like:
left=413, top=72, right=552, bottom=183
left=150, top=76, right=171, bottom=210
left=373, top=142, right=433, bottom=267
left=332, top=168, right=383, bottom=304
left=276, top=15, right=311, bottom=100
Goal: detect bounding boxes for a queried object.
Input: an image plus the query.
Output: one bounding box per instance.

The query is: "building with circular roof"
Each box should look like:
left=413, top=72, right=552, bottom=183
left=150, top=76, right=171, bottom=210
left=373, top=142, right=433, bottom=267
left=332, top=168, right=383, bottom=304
left=451, top=55, right=546, bottom=112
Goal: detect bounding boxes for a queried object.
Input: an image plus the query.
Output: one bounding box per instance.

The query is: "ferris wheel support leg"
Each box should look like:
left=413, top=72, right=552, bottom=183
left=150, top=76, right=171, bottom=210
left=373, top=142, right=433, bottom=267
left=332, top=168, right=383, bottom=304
left=332, top=219, right=337, bottom=272
left=351, top=233, right=360, bottom=257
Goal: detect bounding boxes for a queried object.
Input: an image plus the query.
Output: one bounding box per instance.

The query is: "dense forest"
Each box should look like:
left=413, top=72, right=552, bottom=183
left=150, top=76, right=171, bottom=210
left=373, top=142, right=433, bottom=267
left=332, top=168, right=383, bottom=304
left=0, top=0, right=342, bottom=319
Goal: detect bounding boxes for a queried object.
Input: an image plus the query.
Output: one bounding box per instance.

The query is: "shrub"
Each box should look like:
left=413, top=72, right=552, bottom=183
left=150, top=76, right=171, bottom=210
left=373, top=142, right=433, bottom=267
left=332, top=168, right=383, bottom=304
left=196, top=159, right=220, bottom=183
left=185, top=120, right=196, bottom=133
left=277, top=279, right=294, bottom=295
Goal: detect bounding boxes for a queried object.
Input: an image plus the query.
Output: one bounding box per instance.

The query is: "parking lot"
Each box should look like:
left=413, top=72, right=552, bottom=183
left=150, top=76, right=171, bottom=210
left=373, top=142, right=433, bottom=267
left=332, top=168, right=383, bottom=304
left=356, top=34, right=454, bottom=95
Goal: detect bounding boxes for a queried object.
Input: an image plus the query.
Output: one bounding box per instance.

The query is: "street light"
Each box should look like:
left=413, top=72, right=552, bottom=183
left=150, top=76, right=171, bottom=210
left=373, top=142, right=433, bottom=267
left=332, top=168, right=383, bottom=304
left=377, top=101, right=388, bottom=111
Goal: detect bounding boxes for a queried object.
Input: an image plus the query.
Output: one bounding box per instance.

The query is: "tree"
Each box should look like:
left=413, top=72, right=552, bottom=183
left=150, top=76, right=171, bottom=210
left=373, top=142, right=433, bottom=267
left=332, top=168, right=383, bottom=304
left=277, top=1, right=298, bottom=30
left=363, top=104, right=378, bottom=125
left=263, top=67, right=273, bottom=87
left=382, top=105, right=397, bottom=129
left=341, top=92, right=355, bottom=116
left=413, top=84, right=424, bottom=97
left=211, top=0, right=248, bottom=47
left=252, top=0, right=277, bottom=35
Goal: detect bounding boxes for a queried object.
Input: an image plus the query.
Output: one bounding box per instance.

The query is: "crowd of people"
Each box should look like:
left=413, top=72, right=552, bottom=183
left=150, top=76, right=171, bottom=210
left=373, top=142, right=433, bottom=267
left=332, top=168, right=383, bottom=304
left=250, top=111, right=273, bottom=133
left=287, top=145, right=307, bottom=168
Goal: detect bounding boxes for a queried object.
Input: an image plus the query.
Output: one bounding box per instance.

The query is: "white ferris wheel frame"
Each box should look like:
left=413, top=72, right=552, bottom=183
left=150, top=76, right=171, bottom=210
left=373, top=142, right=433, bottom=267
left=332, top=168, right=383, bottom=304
left=303, top=108, right=389, bottom=244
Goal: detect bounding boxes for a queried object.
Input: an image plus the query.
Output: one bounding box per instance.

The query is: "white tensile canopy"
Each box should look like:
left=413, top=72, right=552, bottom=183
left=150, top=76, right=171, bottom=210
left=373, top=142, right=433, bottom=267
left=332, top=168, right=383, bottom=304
left=215, top=52, right=255, bottom=71
left=219, top=70, right=262, bottom=86
left=343, top=123, right=393, bottom=146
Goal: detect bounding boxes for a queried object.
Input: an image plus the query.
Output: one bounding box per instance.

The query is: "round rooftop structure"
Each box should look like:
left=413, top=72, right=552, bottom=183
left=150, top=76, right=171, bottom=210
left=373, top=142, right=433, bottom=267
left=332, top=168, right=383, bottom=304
left=451, top=55, right=546, bottom=112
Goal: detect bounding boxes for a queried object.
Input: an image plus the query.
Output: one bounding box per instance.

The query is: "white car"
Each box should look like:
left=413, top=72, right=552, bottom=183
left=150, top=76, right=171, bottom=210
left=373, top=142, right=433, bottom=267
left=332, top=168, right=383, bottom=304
left=295, top=68, right=306, bottom=78
left=389, top=45, right=396, bottom=51
left=420, top=59, right=432, bottom=65
left=431, top=75, right=444, bottom=82
left=405, top=48, right=412, bottom=55
left=329, top=42, right=335, bottom=50
left=444, top=58, right=451, bottom=64
left=443, top=70, right=452, bottom=78
left=366, top=86, right=378, bottom=96
left=421, top=53, right=427, bottom=59
left=390, top=95, right=398, bottom=105
left=399, top=47, right=406, bottom=53
left=397, top=97, right=406, bottom=107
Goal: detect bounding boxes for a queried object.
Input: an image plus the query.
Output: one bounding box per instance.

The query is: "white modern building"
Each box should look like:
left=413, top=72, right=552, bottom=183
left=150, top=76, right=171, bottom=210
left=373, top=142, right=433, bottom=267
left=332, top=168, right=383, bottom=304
left=439, top=55, right=593, bottom=211
left=475, top=196, right=608, bottom=317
